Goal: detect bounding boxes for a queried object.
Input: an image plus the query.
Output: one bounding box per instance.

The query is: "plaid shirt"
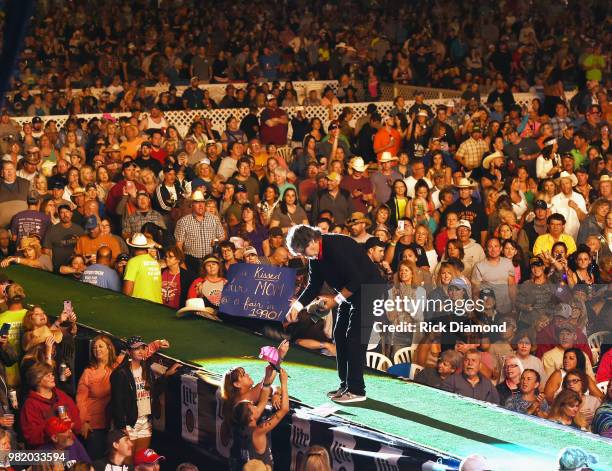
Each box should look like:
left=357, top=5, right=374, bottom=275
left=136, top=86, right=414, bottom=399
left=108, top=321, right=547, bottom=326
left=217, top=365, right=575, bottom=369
left=174, top=213, right=225, bottom=258
left=456, top=137, right=489, bottom=169
left=550, top=116, right=572, bottom=138
left=123, top=210, right=166, bottom=238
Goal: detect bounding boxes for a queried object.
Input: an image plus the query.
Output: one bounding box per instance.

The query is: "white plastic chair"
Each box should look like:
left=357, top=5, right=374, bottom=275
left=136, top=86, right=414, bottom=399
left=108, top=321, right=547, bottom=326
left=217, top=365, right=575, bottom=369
left=596, top=381, right=609, bottom=395
left=588, top=330, right=610, bottom=364
left=393, top=346, right=418, bottom=365
left=409, top=363, right=425, bottom=380
left=366, top=352, right=392, bottom=372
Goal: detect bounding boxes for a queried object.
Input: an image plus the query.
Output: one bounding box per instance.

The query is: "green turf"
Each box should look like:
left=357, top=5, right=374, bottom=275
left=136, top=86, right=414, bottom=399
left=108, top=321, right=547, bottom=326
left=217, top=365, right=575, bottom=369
left=6, top=266, right=612, bottom=470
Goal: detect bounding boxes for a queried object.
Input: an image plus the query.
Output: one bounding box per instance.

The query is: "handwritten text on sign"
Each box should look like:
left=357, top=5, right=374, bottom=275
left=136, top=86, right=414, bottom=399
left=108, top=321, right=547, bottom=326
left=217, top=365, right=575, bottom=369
left=219, top=264, right=296, bottom=322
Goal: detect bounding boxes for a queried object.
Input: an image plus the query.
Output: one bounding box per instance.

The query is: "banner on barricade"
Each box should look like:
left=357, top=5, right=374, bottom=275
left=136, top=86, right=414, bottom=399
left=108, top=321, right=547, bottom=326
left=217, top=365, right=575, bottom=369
left=181, top=374, right=199, bottom=443
left=220, top=264, right=296, bottom=322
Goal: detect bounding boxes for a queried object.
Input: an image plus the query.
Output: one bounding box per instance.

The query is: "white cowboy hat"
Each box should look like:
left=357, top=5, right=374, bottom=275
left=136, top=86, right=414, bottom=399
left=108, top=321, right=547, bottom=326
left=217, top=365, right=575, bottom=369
left=127, top=232, right=155, bottom=249
left=558, top=171, right=578, bottom=187
left=379, top=151, right=398, bottom=163
left=191, top=190, right=206, bottom=202
left=454, top=177, right=476, bottom=189
left=482, top=151, right=505, bottom=170
left=177, top=298, right=221, bottom=321
left=349, top=156, right=369, bottom=172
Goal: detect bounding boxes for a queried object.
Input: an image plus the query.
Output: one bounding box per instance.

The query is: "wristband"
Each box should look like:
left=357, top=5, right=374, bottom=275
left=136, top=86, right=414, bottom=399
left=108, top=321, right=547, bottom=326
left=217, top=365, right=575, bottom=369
left=263, top=382, right=273, bottom=388
left=292, top=301, right=304, bottom=312
left=334, top=293, right=346, bottom=305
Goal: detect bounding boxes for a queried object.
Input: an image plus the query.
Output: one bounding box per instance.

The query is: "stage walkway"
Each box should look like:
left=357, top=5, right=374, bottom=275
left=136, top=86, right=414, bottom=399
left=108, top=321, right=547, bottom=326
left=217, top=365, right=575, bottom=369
left=6, top=266, right=611, bottom=470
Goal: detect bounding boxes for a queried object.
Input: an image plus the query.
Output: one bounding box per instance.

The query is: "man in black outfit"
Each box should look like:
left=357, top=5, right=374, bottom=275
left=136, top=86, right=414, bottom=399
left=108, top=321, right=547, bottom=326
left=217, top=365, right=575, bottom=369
left=286, top=225, right=385, bottom=403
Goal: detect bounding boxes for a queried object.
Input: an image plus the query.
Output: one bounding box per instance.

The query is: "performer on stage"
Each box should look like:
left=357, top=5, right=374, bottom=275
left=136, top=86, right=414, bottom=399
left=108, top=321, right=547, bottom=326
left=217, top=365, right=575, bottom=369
left=285, top=224, right=385, bottom=403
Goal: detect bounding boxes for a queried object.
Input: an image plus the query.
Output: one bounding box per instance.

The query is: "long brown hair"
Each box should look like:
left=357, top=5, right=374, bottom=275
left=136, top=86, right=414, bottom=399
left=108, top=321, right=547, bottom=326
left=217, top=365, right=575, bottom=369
left=88, top=334, right=118, bottom=369
left=548, top=389, right=586, bottom=429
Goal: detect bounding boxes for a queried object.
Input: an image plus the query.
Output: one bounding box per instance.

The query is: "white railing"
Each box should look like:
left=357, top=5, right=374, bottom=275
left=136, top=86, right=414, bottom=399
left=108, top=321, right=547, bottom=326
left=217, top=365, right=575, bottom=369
left=11, top=92, right=576, bottom=139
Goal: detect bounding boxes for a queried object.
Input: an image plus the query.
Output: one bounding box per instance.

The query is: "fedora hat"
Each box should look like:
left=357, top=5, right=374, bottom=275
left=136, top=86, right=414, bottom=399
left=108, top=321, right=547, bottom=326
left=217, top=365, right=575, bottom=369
left=346, top=212, right=372, bottom=228
left=482, top=151, right=505, bottom=170
left=379, top=151, right=398, bottom=163
left=127, top=232, right=154, bottom=249
left=349, top=156, right=369, bottom=172
left=177, top=298, right=220, bottom=321
left=454, top=177, right=476, bottom=189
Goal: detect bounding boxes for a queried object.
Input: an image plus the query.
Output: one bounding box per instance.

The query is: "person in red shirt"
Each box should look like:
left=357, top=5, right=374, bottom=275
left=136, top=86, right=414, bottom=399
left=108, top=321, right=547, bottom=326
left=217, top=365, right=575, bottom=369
left=104, top=161, right=146, bottom=226
left=341, top=157, right=374, bottom=213
left=373, top=115, right=402, bottom=161
left=148, top=130, right=168, bottom=165
left=259, top=95, right=288, bottom=146
left=20, top=363, right=82, bottom=448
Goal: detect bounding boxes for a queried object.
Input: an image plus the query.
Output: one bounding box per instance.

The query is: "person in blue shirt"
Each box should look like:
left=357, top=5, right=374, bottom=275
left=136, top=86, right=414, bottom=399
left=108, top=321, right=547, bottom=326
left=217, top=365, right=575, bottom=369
left=81, top=246, right=121, bottom=292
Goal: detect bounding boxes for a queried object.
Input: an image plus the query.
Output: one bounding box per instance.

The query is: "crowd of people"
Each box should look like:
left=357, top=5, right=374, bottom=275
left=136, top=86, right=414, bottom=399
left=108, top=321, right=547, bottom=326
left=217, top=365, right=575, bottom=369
left=1, top=0, right=609, bottom=116
left=0, top=0, right=610, bottom=468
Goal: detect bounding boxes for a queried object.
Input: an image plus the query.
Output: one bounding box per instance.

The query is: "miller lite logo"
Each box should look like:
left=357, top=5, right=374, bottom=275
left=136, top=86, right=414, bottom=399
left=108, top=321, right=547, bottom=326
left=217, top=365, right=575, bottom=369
left=330, top=429, right=356, bottom=471
left=374, top=445, right=403, bottom=471
left=290, top=414, right=311, bottom=471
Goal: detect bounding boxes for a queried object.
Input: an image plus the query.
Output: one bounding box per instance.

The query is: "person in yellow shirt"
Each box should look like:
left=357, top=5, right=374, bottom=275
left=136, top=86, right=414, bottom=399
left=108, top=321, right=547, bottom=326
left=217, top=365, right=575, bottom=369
left=123, top=233, right=162, bottom=303
left=0, top=283, right=27, bottom=387
left=533, top=213, right=577, bottom=256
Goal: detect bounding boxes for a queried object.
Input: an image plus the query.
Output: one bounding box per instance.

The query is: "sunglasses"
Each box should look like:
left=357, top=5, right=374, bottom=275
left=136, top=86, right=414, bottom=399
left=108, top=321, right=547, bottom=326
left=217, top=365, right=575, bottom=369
left=329, top=124, right=339, bottom=130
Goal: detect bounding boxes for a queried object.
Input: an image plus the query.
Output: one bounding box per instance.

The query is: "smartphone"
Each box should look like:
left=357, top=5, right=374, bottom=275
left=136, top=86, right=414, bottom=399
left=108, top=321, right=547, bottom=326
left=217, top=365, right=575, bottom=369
left=126, top=181, right=135, bottom=192
left=0, top=323, right=10, bottom=337
left=398, top=220, right=405, bottom=231
left=63, top=300, right=73, bottom=314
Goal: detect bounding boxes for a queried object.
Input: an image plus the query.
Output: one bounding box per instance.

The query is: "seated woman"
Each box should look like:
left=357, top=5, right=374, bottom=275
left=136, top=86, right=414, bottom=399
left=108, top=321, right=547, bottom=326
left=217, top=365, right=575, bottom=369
left=0, top=236, right=52, bottom=271
left=513, top=330, right=545, bottom=380
left=544, top=347, right=603, bottom=404
left=232, top=368, right=289, bottom=470
left=547, top=389, right=587, bottom=430
left=20, top=363, right=81, bottom=448
left=561, top=368, right=601, bottom=430
left=496, top=355, right=523, bottom=404
left=413, top=349, right=462, bottom=389
left=504, top=369, right=549, bottom=417
left=592, top=380, right=612, bottom=438
left=187, top=255, right=227, bottom=316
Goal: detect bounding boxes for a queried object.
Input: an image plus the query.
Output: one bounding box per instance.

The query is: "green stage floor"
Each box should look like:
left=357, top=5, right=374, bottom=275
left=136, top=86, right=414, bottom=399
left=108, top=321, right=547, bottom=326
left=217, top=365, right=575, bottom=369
left=6, top=266, right=611, bottom=470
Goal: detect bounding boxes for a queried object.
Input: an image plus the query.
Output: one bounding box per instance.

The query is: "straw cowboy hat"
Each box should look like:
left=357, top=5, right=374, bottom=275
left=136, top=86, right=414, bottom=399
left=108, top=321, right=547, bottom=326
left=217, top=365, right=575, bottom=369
left=22, top=325, right=63, bottom=353
left=379, top=151, right=398, bottom=163
left=482, top=151, right=505, bottom=170
left=191, top=190, right=206, bottom=202
left=127, top=232, right=155, bottom=249
left=346, top=212, right=372, bottom=228
left=176, top=298, right=220, bottom=321
left=349, top=156, right=369, bottom=172
left=454, top=177, right=476, bottom=189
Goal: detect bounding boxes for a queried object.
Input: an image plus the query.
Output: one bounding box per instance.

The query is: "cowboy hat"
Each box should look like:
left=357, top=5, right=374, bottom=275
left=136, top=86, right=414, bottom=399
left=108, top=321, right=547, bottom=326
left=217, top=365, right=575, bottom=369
left=349, top=156, right=369, bottom=172
left=22, top=325, right=63, bottom=353
left=191, top=190, right=206, bottom=202
left=127, top=232, right=155, bottom=249
left=379, top=151, right=398, bottom=163
left=454, top=177, right=476, bottom=189
left=482, top=151, right=505, bottom=170
left=177, top=298, right=221, bottom=321
left=346, top=212, right=372, bottom=228
left=70, top=187, right=86, bottom=202
left=557, top=171, right=578, bottom=187
left=103, top=143, right=121, bottom=153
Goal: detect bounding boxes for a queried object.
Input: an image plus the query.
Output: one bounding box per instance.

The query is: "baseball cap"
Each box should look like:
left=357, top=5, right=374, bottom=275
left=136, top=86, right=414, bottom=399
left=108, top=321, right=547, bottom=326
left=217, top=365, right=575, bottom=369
left=107, top=429, right=129, bottom=448
left=269, top=227, right=284, bottom=237
left=57, top=204, right=72, bottom=213
left=84, top=216, right=98, bottom=231
left=555, top=303, right=572, bottom=319
left=449, top=277, right=469, bottom=292
left=266, top=94, right=276, bottom=101
left=478, top=288, right=496, bottom=299
left=134, top=448, right=165, bottom=466
left=32, top=116, right=42, bottom=124
left=529, top=256, right=545, bottom=267
left=457, top=219, right=471, bottom=230
left=235, top=183, right=248, bottom=193
left=116, top=253, right=130, bottom=263
left=49, top=177, right=67, bottom=190
left=326, top=172, right=341, bottom=182
left=27, top=193, right=39, bottom=205
left=534, top=199, right=549, bottom=210
left=140, top=141, right=152, bottom=148
left=44, top=417, right=71, bottom=437
left=122, top=161, right=138, bottom=170
left=364, top=237, right=386, bottom=251
left=126, top=335, right=147, bottom=349
left=244, top=246, right=258, bottom=257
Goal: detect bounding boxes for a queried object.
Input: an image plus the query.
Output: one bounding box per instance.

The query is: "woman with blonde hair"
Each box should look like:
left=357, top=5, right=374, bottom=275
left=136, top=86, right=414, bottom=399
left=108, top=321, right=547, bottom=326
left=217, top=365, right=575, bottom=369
left=384, top=260, right=426, bottom=356
left=299, top=445, right=332, bottom=471
left=0, top=236, right=52, bottom=271
left=138, top=168, right=159, bottom=196
left=32, top=174, right=48, bottom=199
left=95, top=166, right=114, bottom=202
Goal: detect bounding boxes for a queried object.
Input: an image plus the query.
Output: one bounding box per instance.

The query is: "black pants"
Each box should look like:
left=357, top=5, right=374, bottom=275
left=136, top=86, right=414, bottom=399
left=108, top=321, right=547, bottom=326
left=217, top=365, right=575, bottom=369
left=334, top=300, right=366, bottom=395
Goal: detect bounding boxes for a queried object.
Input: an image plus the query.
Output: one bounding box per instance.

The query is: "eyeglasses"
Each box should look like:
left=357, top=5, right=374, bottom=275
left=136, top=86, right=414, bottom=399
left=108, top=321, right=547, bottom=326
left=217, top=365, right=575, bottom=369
left=566, top=378, right=582, bottom=385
